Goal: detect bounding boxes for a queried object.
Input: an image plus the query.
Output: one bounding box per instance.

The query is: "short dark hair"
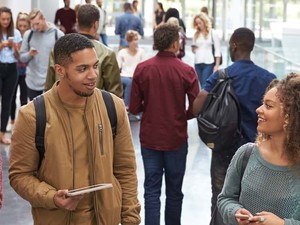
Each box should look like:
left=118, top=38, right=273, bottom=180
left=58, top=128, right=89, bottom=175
left=124, top=2, right=132, bottom=12
left=78, top=4, right=100, bottom=29
left=54, top=33, right=94, bottom=66
left=230, top=27, right=255, bottom=52
left=153, top=23, right=179, bottom=51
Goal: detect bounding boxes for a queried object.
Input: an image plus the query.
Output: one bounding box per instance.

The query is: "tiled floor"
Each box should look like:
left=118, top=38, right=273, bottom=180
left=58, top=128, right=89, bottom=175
left=0, top=36, right=214, bottom=224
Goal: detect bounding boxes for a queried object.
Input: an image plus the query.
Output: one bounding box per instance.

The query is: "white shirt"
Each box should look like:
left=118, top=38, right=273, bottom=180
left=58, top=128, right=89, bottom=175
left=117, top=48, right=146, bottom=77
left=192, top=29, right=221, bottom=64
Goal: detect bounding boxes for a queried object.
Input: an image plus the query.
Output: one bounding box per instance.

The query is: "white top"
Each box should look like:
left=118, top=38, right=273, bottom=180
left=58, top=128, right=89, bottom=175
left=192, top=29, right=221, bottom=64
left=117, top=48, right=146, bottom=78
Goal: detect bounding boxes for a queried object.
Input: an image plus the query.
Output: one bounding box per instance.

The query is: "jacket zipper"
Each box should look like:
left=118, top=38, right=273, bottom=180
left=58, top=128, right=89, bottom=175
left=98, top=124, right=104, bottom=155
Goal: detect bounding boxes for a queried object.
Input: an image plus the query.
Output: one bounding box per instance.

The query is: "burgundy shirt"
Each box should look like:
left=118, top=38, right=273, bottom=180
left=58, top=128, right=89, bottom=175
left=54, top=8, right=76, bottom=34
left=129, top=51, right=199, bottom=150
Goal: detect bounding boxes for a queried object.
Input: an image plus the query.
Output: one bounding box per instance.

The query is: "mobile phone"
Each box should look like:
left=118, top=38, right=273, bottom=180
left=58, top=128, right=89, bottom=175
left=66, top=183, right=112, bottom=197
left=8, top=36, right=14, bottom=42
left=235, top=213, right=250, bottom=219
left=30, top=47, right=37, bottom=52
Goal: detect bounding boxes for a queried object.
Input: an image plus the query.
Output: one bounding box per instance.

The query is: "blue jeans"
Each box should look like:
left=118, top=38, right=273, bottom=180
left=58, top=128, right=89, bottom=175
left=99, top=33, right=108, bottom=46
left=141, top=143, right=188, bottom=225
left=121, top=76, right=132, bottom=107
left=195, top=63, right=214, bottom=88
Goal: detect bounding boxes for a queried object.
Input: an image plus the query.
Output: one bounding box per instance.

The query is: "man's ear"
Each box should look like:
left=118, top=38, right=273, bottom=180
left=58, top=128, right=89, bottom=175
left=54, top=64, right=65, bottom=79
left=94, top=20, right=99, bottom=31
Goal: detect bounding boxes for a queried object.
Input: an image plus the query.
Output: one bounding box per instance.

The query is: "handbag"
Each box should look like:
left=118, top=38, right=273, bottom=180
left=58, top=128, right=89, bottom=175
left=211, top=30, right=223, bottom=66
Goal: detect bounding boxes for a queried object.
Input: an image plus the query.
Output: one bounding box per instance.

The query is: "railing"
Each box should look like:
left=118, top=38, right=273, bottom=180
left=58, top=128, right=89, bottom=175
left=252, top=44, right=300, bottom=78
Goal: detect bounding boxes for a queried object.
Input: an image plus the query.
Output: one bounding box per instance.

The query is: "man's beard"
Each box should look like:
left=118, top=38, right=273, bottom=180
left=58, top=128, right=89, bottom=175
left=66, top=72, right=94, bottom=97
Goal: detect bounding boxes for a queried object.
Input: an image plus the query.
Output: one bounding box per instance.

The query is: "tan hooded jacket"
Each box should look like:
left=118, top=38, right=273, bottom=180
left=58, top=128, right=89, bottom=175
left=9, top=84, right=140, bottom=225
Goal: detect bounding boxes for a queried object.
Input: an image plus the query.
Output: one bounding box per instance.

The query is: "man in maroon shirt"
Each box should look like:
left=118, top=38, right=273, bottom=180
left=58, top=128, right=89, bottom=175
left=129, top=23, right=199, bottom=225
left=54, top=0, right=76, bottom=34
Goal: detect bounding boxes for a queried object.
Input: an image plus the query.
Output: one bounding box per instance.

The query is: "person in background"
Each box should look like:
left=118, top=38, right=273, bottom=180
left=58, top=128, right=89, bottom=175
left=9, top=33, right=141, bottom=225
left=218, top=73, right=300, bottom=225
left=73, top=3, right=81, bottom=32
left=132, top=0, right=144, bottom=27
left=45, top=4, right=123, bottom=98
left=164, top=8, right=186, bottom=34
left=54, top=0, right=77, bottom=34
left=153, top=2, right=165, bottom=31
left=9, top=12, right=30, bottom=131
left=115, top=2, right=144, bottom=49
left=117, top=30, right=146, bottom=111
left=200, top=6, right=214, bottom=28
left=166, top=17, right=185, bottom=60
left=193, top=27, right=276, bottom=225
left=129, top=23, right=199, bottom=225
left=19, top=8, right=64, bottom=101
left=96, top=0, right=108, bottom=46
left=0, top=7, right=22, bottom=144
left=192, top=13, right=221, bottom=88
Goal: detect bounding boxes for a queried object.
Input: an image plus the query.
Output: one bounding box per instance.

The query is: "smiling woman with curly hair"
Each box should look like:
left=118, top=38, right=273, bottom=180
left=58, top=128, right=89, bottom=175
left=218, top=72, right=300, bottom=225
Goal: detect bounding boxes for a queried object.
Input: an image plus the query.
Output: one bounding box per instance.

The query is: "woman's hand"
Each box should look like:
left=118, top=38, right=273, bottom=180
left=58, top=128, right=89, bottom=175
left=191, top=45, right=198, bottom=54
left=249, top=211, right=284, bottom=225
left=235, top=208, right=253, bottom=225
left=213, top=65, right=219, bottom=72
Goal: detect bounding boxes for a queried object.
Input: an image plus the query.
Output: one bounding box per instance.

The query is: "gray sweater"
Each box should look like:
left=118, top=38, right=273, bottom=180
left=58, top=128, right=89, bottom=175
left=20, top=23, right=64, bottom=91
left=218, top=143, right=300, bottom=225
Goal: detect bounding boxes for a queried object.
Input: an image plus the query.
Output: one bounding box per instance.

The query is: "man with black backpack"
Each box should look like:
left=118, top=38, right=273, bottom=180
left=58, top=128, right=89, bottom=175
left=19, top=8, right=64, bottom=100
left=9, top=34, right=141, bottom=225
left=193, top=27, right=276, bottom=225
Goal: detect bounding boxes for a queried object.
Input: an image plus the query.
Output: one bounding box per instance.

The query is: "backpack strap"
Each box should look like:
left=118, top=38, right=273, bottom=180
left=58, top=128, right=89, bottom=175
left=27, top=30, right=34, bottom=49
left=217, top=68, right=228, bottom=80
left=54, top=29, right=58, bottom=41
left=33, top=95, right=46, bottom=170
left=241, top=144, right=253, bottom=178
left=101, top=90, right=117, bottom=139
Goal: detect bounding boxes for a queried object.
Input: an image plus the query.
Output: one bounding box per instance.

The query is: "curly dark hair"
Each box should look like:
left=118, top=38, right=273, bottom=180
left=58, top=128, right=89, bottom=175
left=54, top=33, right=94, bottom=66
left=153, top=23, right=179, bottom=51
left=257, top=73, right=300, bottom=163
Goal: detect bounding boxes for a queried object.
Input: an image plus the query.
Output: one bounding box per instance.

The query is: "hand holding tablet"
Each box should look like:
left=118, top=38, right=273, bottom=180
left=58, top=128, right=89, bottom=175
left=66, top=183, right=112, bottom=197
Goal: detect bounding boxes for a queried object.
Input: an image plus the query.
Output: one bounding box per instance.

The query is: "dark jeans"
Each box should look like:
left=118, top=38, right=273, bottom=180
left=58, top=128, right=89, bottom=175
left=27, top=87, right=43, bottom=101
left=141, top=143, right=188, bottom=225
left=194, top=63, right=214, bottom=89
left=99, top=33, right=108, bottom=46
left=11, top=75, right=27, bottom=120
left=121, top=76, right=132, bottom=107
left=210, top=139, right=245, bottom=225
left=0, top=63, right=18, bottom=132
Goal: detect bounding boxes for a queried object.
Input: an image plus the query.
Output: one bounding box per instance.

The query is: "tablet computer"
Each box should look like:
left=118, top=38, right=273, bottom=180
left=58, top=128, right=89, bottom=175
left=66, top=183, right=112, bottom=197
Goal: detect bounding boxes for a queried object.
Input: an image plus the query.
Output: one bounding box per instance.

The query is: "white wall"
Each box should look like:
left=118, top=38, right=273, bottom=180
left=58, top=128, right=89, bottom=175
left=0, top=0, right=31, bottom=22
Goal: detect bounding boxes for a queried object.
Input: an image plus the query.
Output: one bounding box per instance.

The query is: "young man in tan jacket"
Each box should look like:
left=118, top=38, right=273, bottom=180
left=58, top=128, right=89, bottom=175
left=9, top=33, right=140, bottom=225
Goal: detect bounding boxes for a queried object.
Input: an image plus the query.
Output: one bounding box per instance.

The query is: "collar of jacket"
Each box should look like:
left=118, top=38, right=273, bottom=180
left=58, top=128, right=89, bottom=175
left=79, top=33, right=96, bottom=40
left=49, top=81, right=99, bottom=114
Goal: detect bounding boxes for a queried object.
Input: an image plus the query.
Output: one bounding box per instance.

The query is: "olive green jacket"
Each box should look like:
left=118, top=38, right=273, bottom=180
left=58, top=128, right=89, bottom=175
left=45, top=36, right=123, bottom=98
